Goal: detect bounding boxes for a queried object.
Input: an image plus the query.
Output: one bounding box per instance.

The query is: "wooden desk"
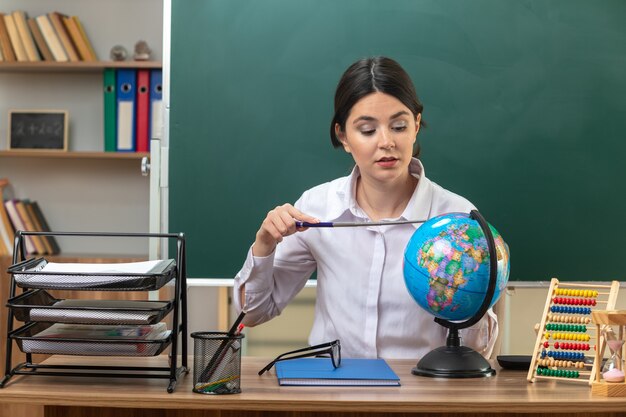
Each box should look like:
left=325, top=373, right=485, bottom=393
left=0, top=356, right=625, bottom=417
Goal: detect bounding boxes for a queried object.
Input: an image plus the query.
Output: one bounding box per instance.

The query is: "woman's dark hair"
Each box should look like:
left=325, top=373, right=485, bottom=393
left=330, top=56, right=425, bottom=157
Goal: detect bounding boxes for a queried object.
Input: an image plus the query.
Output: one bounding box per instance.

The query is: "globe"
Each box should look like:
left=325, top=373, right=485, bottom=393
left=403, top=212, right=510, bottom=322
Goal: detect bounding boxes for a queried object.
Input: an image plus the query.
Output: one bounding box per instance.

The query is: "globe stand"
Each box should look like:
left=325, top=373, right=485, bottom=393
left=411, top=327, right=496, bottom=378
left=412, top=210, right=498, bottom=378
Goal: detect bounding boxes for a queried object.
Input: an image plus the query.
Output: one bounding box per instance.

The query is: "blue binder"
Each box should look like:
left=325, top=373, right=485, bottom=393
left=116, top=69, right=136, bottom=151
left=149, top=69, right=163, bottom=142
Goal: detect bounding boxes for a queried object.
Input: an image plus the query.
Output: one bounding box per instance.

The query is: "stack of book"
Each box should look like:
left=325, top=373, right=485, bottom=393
left=0, top=10, right=97, bottom=63
left=104, top=68, right=163, bottom=153
left=0, top=196, right=60, bottom=257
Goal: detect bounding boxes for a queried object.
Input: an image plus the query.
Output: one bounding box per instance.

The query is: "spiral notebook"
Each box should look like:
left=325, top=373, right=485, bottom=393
left=275, top=358, right=400, bottom=386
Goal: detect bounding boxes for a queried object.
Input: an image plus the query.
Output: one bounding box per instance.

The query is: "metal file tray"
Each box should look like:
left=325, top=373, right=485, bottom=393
left=1, top=231, right=188, bottom=393
left=8, top=289, right=173, bottom=325
left=10, top=322, right=172, bottom=357
left=8, top=258, right=176, bottom=291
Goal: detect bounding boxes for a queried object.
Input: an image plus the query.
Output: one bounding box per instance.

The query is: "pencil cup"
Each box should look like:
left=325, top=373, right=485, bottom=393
left=191, top=331, right=244, bottom=394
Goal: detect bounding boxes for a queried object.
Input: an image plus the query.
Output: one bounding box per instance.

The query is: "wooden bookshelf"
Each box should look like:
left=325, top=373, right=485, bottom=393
left=0, top=61, right=161, bottom=73
left=0, top=150, right=149, bottom=160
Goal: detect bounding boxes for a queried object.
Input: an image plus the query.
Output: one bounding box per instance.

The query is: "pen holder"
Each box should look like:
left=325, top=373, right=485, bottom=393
left=192, top=331, right=244, bottom=394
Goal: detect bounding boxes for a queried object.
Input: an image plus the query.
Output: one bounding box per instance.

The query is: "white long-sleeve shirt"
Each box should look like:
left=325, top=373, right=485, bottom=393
left=234, top=158, right=498, bottom=360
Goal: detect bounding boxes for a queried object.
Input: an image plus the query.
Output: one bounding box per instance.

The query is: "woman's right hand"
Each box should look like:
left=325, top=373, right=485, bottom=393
left=252, top=204, right=319, bottom=257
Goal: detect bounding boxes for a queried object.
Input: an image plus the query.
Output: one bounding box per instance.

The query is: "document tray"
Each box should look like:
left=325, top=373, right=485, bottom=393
left=8, top=289, right=173, bottom=325
left=10, top=322, right=172, bottom=357
left=8, top=258, right=176, bottom=291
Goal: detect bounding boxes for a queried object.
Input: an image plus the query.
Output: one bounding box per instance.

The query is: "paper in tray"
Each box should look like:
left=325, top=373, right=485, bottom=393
left=8, top=258, right=176, bottom=291
left=8, top=290, right=173, bottom=325
left=12, top=322, right=172, bottom=357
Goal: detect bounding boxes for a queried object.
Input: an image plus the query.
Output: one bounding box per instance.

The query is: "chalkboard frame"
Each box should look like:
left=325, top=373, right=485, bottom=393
left=8, top=110, right=69, bottom=151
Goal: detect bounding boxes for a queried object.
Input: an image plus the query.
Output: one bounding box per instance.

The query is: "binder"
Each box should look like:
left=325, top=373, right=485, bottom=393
left=275, top=358, right=401, bottom=386
left=116, top=69, right=137, bottom=152
left=135, top=69, right=150, bottom=153
left=103, top=68, right=117, bottom=152
left=149, top=69, right=163, bottom=142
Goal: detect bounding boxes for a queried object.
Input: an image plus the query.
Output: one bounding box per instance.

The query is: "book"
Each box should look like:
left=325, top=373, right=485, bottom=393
left=3, top=13, right=27, bottom=62
left=23, top=200, right=53, bottom=254
left=62, top=15, right=94, bottom=62
left=275, top=358, right=401, bottom=386
left=73, top=16, right=97, bottom=60
left=12, top=11, right=40, bottom=61
left=0, top=178, right=13, bottom=255
left=35, top=14, right=67, bottom=62
left=0, top=233, right=6, bottom=255
left=29, top=200, right=60, bottom=254
left=4, top=199, right=36, bottom=255
left=27, top=17, right=54, bottom=61
left=14, top=200, right=46, bottom=254
left=48, top=11, right=79, bottom=62
left=0, top=13, right=16, bottom=62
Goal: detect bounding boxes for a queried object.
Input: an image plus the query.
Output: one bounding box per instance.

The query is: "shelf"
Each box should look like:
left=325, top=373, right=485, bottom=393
left=0, top=150, right=148, bottom=160
left=0, top=61, right=161, bottom=73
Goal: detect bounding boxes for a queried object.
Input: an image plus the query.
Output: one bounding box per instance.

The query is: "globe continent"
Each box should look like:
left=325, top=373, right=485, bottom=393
left=403, top=212, right=510, bottom=321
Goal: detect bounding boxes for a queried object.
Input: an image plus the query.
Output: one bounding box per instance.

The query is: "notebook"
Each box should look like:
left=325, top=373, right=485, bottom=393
left=275, top=358, right=400, bottom=386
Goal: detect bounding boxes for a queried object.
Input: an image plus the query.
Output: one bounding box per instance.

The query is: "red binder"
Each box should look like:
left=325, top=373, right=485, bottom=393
left=135, top=69, right=150, bottom=152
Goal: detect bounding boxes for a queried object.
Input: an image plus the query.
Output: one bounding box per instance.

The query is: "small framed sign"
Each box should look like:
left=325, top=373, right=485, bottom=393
left=8, top=110, right=68, bottom=151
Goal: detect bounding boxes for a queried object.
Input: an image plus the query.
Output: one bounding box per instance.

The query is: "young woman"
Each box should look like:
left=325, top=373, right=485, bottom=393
left=234, top=56, right=498, bottom=360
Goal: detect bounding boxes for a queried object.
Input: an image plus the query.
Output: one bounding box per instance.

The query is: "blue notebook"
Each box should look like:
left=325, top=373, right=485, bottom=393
left=275, top=358, right=400, bottom=386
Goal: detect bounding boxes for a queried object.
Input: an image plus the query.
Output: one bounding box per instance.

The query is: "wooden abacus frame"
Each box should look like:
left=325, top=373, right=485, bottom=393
left=527, top=278, right=620, bottom=385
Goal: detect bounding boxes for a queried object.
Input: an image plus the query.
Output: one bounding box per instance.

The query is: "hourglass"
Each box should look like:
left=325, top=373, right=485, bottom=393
left=601, top=329, right=624, bottom=382
left=591, top=310, right=626, bottom=397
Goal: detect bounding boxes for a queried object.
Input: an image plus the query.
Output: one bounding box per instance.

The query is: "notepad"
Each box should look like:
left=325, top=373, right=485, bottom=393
left=275, top=358, right=400, bottom=386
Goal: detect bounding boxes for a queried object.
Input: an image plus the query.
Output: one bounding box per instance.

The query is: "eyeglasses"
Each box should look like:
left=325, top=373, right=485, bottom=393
left=258, top=339, right=341, bottom=375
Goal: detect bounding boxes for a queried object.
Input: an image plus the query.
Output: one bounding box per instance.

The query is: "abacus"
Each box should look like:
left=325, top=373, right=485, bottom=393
left=527, top=278, right=620, bottom=385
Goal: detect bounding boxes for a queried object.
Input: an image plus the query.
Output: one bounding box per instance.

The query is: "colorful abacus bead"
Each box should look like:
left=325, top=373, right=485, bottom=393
left=538, top=368, right=580, bottom=378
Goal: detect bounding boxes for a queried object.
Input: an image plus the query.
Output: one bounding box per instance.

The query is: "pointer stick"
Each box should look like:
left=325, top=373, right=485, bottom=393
left=295, top=219, right=427, bottom=228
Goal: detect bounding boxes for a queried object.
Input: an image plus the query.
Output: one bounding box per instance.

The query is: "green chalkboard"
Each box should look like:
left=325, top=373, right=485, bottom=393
left=170, top=0, right=626, bottom=281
